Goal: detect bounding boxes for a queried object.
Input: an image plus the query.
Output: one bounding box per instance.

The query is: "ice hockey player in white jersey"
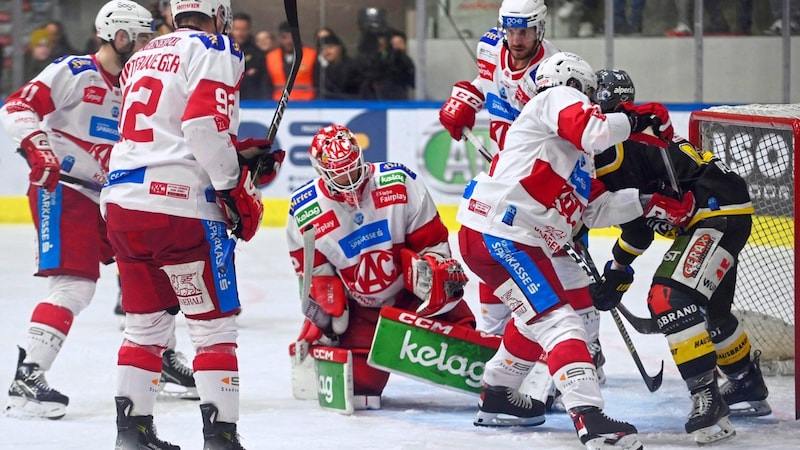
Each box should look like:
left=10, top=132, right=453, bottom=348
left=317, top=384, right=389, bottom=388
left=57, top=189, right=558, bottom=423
left=287, top=124, right=476, bottom=408
left=0, top=0, right=154, bottom=422
left=100, top=0, right=281, bottom=448
left=457, top=51, right=686, bottom=450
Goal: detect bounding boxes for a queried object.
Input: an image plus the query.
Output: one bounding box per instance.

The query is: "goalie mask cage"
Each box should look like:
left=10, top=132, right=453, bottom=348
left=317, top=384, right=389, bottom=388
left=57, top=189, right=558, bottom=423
left=689, top=104, right=799, bottom=420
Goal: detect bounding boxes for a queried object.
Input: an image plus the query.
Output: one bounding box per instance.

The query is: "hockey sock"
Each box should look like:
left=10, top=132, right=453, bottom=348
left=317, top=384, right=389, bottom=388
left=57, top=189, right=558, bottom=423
left=549, top=339, right=602, bottom=411
left=25, top=302, right=74, bottom=370
left=117, top=341, right=164, bottom=416
left=194, top=343, right=239, bottom=423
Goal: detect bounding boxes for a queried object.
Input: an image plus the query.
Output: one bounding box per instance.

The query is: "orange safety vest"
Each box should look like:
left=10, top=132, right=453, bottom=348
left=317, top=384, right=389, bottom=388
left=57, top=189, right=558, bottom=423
left=266, top=47, right=317, bottom=100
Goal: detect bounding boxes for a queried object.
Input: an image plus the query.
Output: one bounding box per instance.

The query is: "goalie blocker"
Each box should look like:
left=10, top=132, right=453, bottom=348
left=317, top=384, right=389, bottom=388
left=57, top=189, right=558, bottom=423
left=290, top=307, right=500, bottom=413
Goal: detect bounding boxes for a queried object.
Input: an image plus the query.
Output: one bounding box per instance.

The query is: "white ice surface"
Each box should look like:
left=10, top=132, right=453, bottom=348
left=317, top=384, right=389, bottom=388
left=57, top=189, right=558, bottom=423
left=0, top=225, right=797, bottom=449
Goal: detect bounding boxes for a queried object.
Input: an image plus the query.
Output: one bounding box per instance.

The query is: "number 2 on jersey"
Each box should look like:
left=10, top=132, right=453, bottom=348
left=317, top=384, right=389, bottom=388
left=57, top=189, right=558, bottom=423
left=120, top=76, right=163, bottom=143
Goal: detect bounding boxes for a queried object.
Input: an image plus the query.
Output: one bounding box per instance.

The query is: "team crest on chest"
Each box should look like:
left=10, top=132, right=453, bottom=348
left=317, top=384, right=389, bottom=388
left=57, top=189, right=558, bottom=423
left=353, top=212, right=364, bottom=225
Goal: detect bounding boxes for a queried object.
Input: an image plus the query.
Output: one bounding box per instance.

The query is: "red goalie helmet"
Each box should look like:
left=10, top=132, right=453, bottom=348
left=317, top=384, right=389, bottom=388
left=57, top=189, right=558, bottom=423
left=309, top=125, right=371, bottom=206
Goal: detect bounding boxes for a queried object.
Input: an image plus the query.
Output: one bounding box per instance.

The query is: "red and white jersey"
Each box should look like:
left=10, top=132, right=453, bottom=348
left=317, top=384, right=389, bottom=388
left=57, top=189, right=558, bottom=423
left=286, top=162, right=452, bottom=308
left=100, top=29, right=245, bottom=221
left=472, top=28, right=559, bottom=150
left=457, top=86, right=643, bottom=254
left=0, top=54, right=121, bottom=200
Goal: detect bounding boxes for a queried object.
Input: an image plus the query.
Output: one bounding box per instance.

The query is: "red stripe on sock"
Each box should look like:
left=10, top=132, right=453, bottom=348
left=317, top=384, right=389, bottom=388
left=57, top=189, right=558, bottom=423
left=194, top=347, right=239, bottom=372
left=118, top=345, right=163, bottom=372
left=30, top=302, right=74, bottom=335
left=547, top=339, right=593, bottom=375
left=502, top=323, right=544, bottom=361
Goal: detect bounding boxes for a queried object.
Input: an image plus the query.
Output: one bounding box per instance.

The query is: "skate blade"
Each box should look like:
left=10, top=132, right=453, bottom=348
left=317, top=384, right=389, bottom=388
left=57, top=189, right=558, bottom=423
left=729, top=400, right=771, bottom=417
left=693, top=416, right=736, bottom=445
left=4, top=396, right=66, bottom=420
left=583, top=433, right=643, bottom=450
left=158, top=383, right=199, bottom=401
left=473, top=411, right=545, bottom=427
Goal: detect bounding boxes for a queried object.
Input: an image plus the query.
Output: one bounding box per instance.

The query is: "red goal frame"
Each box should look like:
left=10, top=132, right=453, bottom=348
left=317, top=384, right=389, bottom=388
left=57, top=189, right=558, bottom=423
left=689, top=109, right=800, bottom=420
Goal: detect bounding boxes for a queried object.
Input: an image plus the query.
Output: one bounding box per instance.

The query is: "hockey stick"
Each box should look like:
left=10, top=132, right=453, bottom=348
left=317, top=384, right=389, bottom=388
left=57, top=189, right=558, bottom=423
left=252, top=0, right=301, bottom=182
left=567, top=241, right=664, bottom=392
left=16, top=147, right=104, bottom=192
left=293, top=223, right=317, bottom=363
left=463, top=128, right=495, bottom=163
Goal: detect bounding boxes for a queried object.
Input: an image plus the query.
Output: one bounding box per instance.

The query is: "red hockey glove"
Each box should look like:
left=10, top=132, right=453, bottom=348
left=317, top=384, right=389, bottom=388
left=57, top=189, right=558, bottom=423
left=642, top=190, right=695, bottom=228
left=215, top=166, right=264, bottom=241
left=304, top=275, right=349, bottom=335
left=402, top=249, right=468, bottom=317
left=616, top=101, right=675, bottom=143
left=235, top=138, right=285, bottom=186
left=21, top=130, right=60, bottom=191
left=439, top=81, right=485, bottom=141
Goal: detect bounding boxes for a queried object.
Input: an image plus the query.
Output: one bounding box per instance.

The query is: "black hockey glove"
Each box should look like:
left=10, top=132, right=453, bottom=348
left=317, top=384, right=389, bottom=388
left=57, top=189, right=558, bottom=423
left=589, top=261, right=634, bottom=311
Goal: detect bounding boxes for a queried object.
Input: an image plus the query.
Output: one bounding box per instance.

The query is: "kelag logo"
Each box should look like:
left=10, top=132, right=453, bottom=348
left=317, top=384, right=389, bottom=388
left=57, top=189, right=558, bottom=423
left=416, top=122, right=492, bottom=195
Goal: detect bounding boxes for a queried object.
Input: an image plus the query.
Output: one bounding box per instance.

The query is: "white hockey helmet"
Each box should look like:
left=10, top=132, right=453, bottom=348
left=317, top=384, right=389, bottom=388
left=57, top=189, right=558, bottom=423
left=95, top=0, right=154, bottom=43
left=534, top=52, right=597, bottom=97
left=498, top=0, right=547, bottom=41
left=171, top=0, right=232, bottom=33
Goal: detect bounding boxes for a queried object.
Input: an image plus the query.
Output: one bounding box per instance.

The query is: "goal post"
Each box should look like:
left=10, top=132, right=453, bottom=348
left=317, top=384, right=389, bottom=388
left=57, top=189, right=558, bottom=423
left=689, top=104, right=799, bottom=420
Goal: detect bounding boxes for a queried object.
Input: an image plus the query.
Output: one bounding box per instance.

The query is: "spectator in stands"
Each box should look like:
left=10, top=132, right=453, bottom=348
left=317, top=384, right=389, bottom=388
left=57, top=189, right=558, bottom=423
left=666, top=0, right=752, bottom=36
left=232, top=12, right=267, bottom=100
left=316, top=32, right=361, bottom=100
left=43, top=21, right=76, bottom=58
left=254, top=30, right=275, bottom=53
left=25, top=29, right=53, bottom=82
left=152, top=0, right=174, bottom=36
left=557, top=0, right=601, bottom=37
left=265, top=21, right=318, bottom=101
left=614, top=0, right=645, bottom=35
left=765, top=0, right=800, bottom=35
left=355, top=7, right=415, bottom=100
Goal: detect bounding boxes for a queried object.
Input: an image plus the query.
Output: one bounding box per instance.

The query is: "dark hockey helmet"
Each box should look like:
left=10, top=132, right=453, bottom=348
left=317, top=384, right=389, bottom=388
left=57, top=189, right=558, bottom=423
left=593, top=69, right=635, bottom=113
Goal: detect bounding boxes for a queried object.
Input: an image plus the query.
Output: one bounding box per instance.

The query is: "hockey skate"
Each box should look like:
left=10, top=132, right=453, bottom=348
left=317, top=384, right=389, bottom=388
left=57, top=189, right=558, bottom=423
left=5, top=346, right=69, bottom=420
left=474, top=384, right=546, bottom=427
left=159, top=349, right=200, bottom=400
left=569, top=405, right=643, bottom=450
left=685, top=382, right=736, bottom=445
left=201, top=403, right=246, bottom=450
left=719, top=350, right=771, bottom=417
left=115, top=396, right=180, bottom=450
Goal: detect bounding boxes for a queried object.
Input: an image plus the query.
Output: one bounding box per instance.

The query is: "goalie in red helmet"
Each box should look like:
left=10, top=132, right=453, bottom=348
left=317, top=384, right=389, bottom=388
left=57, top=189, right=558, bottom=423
left=287, top=124, right=476, bottom=408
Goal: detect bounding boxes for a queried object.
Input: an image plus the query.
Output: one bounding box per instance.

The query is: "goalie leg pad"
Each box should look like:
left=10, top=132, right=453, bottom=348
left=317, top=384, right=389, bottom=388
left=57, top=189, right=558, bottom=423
left=312, top=346, right=356, bottom=414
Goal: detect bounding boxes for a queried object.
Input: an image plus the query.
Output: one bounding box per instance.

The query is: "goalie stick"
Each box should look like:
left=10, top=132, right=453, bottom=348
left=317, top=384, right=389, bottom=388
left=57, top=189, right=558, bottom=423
left=292, top=223, right=317, bottom=364
left=252, top=0, right=301, bottom=183
left=567, top=240, right=664, bottom=392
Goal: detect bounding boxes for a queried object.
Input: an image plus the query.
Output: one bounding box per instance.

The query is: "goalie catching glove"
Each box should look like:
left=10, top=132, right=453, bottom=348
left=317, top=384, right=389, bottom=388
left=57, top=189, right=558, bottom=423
left=215, top=166, right=264, bottom=242
left=235, top=137, right=286, bottom=186
left=401, top=249, right=468, bottom=317
left=439, top=81, right=485, bottom=141
left=20, top=130, right=60, bottom=192
left=589, top=261, right=634, bottom=311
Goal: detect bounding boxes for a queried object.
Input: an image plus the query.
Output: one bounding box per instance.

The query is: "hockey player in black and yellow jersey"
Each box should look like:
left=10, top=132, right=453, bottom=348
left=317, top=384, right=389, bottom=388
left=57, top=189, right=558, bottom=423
left=588, top=70, right=771, bottom=446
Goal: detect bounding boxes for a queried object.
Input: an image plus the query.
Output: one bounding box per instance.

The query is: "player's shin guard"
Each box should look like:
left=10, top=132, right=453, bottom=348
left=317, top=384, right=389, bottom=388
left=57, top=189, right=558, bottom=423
left=194, top=344, right=239, bottom=424
left=117, top=340, right=165, bottom=417
left=25, top=302, right=74, bottom=371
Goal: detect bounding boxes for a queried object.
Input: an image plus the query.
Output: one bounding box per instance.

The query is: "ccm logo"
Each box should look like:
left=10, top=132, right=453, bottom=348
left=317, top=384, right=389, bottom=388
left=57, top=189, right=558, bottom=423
left=397, top=312, right=454, bottom=334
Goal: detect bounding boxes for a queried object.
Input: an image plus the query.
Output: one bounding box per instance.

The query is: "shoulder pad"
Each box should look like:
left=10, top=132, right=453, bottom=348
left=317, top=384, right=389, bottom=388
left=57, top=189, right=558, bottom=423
left=378, top=162, right=417, bottom=179
left=62, top=57, right=98, bottom=75
left=289, top=181, right=318, bottom=216
left=480, top=28, right=503, bottom=46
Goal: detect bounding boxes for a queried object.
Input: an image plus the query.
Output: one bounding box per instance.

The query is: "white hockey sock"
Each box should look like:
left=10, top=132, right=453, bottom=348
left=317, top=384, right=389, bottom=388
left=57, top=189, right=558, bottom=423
left=482, top=342, right=536, bottom=389
left=195, top=370, right=239, bottom=423
left=480, top=303, right=512, bottom=335
left=25, top=322, right=66, bottom=371
left=552, top=361, right=603, bottom=411
left=117, top=365, right=160, bottom=416
left=574, top=306, right=601, bottom=344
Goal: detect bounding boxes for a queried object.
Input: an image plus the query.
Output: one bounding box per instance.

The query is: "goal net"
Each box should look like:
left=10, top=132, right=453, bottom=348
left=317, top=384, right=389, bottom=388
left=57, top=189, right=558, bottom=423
left=689, top=104, right=798, bottom=415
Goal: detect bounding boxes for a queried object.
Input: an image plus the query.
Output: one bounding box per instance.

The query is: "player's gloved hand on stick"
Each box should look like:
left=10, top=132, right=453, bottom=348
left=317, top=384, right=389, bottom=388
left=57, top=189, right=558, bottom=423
left=215, top=166, right=264, bottom=242
left=21, top=130, right=60, bottom=191
left=402, top=249, right=468, bottom=317
left=590, top=261, right=634, bottom=311
left=235, top=138, right=285, bottom=186
left=641, top=189, right=695, bottom=228
left=439, top=81, right=485, bottom=141
left=616, top=101, right=675, bottom=142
